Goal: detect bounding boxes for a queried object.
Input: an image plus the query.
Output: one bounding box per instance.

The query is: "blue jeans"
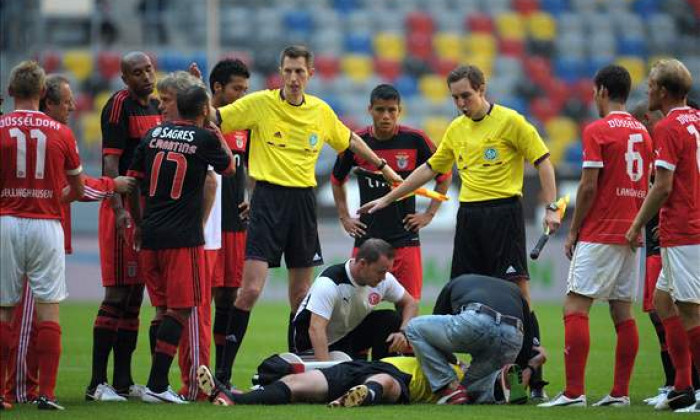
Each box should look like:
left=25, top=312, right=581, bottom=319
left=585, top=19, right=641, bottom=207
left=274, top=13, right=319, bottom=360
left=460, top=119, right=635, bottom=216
left=405, top=307, right=523, bottom=402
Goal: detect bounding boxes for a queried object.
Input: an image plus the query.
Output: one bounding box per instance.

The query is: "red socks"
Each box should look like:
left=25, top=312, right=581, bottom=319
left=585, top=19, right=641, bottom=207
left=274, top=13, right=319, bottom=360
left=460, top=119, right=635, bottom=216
left=36, top=321, right=61, bottom=399
left=611, top=319, right=638, bottom=397
left=687, top=325, right=700, bottom=380
left=0, top=321, right=11, bottom=399
left=662, top=316, right=692, bottom=390
left=564, top=313, right=590, bottom=398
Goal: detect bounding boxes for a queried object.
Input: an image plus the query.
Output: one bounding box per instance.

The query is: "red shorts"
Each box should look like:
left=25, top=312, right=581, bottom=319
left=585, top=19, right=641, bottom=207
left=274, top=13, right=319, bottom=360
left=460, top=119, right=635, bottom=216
left=98, top=200, right=142, bottom=286
left=213, top=231, right=246, bottom=288
left=353, top=245, right=422, bottom=299
left=643, top=254, right=662, bottom=312
left=142, top=246, right=206, bottom=309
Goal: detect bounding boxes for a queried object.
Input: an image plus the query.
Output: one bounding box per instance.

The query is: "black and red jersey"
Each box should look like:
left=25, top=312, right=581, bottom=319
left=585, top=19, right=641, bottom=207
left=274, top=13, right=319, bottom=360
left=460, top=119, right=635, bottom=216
left=128, top=121, right=233, bottom=250
left=101, top=89, right=162, bottom=175
left=221, top=129, right=249, bottom=232
left=331, top=125, right=449, bottom=248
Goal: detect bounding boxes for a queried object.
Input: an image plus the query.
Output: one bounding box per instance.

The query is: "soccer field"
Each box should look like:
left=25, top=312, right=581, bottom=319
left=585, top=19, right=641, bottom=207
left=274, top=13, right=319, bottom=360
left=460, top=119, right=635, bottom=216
left=4, top=301, right=677, bottom=419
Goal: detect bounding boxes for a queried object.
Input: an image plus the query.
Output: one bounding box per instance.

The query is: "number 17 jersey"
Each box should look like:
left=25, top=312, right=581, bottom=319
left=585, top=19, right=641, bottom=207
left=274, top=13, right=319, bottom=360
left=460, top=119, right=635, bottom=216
left=579, top=111, right=653, bottom=244
left=128, top=121, right=233, bottom=250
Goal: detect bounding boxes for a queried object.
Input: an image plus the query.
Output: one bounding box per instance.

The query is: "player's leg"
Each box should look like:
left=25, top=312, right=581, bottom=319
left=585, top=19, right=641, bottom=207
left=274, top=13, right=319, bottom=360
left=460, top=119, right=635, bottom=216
left=288, top=267, right=313, bottom=351
left=342, top=309, right=402, bottom=360
left=330, top=373, right=402, bottom=407
left=601, top=300, right=637, bottom=405
left=112, top=284, right=144, bottom=395
left=0, top=306, right=16, bottom=411
left=212, top=231, right=242, bottom=375
left=391, top=246, right=422, bottom=301
left=6, top=283, right=35, bottom=403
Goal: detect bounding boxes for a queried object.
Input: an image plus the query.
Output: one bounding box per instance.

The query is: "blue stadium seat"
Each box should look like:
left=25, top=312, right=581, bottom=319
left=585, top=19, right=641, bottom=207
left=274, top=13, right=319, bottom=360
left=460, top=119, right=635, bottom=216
left=554, top=56, right=584, bottom=83
left=498, top=96, right=528, bottom=116
left=333, top=0, right=358, bottom=14
left=564, top=141, right=583, bottom=165
left=283, top=10, right=313, bottom=35
left=540, top=0, right=569, bottom=16
left=344, top=32, right=373, bottom=54
left=394, top=74, right=418, bottom=98
left=634, top=0, right=659, bottom=18
left=617, top=36, right=647, bottom=57
left=159, top=51, right=190, bottom=73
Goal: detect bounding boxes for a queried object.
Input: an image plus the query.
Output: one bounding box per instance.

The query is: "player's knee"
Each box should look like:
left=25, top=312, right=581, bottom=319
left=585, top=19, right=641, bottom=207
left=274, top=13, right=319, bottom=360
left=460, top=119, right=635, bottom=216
left=235, top=287, right=261, bottom=310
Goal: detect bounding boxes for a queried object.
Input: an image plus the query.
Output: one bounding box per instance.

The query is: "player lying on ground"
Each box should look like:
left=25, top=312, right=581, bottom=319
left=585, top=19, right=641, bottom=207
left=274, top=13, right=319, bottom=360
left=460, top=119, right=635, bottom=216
left=197, top=356, right=528, bottom=407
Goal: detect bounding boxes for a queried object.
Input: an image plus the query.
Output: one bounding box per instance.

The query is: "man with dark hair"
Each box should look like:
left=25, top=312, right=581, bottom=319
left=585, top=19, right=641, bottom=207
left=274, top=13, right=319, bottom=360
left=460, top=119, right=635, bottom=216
left=1, top=60, right=84, bottom=411
left=404, top=274, right=545, bottom=405
left=87, top=51, right=163, bottom=401
left=625, top=59, right=700, bottom=412
left=207, top=58, right=251, bottom=389
left=127, top=83, right=234, bottom=403
left=214, top=45, right=401, bottom=386
left=331, top=84, right=450, bottom=300
left=360, top=64, right=559, bottom=400
left=292, top=238, right=417, bottom=361
left=540, top=65, right=652, bottom=408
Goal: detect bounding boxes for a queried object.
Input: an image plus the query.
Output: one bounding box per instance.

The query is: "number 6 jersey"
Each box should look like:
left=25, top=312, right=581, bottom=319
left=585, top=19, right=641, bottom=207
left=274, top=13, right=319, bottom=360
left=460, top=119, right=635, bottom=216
left=579, top=111, right=653, bottom=244
left=0, top=110, right=82, bottom=219
left=128, top=120, right=233, bottom=250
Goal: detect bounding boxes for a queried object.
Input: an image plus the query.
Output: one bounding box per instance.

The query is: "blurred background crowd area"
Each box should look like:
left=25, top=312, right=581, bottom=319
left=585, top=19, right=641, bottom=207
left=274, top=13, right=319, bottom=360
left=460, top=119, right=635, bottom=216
left=1, top=0, right=699, bottom=186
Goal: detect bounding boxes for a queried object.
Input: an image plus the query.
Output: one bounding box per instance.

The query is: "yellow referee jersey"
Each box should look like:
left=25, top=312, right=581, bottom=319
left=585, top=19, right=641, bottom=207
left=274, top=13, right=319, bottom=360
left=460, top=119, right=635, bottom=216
left=427, top=104, right=549, bottom=202
left=219, top=89, right=351, bottom=187
left=381, top=356, right=464, bottom=403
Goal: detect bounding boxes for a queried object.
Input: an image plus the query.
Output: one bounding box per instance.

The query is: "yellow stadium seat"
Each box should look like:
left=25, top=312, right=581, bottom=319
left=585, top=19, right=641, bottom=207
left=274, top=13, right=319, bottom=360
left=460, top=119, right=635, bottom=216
left=374, top=32, right=405, bottom=61
left=341, top=55, right=373, bottom=82
left=616, top=56, right=646, bottom=87
left=463, top=33, right=497, bottom=58
left=81, top=111, right=102, bottom=147
left=423, top=116, right=451, bottom=143
left=527, top=12, right=557, bottom=41
left=433, top=32, right=463, bottom=61
left=545, top=117, right=579, bottom=164
left=460, top=54, right=494, bottom=79
left=496, top=12, right=526, bottom=41
left=93, top=90, right=114, bottom=113
left=419, top=75, right=449, bottom=104
left=63, top=50, right=93, bottom=82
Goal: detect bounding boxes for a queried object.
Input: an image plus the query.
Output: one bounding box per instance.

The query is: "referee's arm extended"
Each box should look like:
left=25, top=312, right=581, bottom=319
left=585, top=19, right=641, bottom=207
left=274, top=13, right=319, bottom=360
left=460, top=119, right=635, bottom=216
left=347, top=132, right=402, bottom=184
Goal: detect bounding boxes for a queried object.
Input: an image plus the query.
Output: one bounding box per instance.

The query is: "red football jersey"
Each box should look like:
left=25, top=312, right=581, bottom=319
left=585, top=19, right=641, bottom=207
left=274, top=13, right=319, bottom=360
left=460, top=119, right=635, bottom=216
left=0, top=110, right=82, bottom=220
left=654, top=106, right=700, bottom=247
left=579, top=111, right=653, bottom=244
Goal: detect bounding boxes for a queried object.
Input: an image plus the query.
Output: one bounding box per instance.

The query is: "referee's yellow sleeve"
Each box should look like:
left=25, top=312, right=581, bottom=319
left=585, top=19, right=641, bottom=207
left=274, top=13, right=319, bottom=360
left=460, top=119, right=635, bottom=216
left=219, top=91, right=259, bottom=134
left=512, top=114, right=549, bottom=165
left=427, top=124, right=457, bottom=174
left=322, top=104, right=351, bottom=152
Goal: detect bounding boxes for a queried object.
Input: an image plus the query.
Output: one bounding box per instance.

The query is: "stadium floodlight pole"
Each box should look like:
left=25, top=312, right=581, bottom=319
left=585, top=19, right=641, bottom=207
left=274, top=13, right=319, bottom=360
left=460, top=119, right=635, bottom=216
left=206, top=0, right=220, bottom=75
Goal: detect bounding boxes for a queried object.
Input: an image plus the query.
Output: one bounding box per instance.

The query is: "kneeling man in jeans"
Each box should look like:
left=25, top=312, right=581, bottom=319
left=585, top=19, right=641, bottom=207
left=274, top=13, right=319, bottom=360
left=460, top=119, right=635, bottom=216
left=292, top=238, right=418, bottom=361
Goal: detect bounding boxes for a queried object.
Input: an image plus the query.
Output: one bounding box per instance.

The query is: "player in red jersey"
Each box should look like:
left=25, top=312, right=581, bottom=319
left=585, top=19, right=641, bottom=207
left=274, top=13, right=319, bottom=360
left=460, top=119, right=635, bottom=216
left=87, top=52, right=163, bottom=401
left=626, top=59, right=700, bottom=412
left=5, top=75, right=134, bottom=405
left=540, top=65, right=652, bottom=408
left=129, top=84, right=234, bottom=404
left=0, top=61, right=84, bottom=411
left=331, top=84, right=450, bottom=300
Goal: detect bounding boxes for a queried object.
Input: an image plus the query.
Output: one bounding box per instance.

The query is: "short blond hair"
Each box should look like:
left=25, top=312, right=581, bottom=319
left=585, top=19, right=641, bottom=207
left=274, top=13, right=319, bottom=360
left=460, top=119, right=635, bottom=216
left=8, top=60, right=46, bottom=100
left=650, top=59, right=693, bottom=100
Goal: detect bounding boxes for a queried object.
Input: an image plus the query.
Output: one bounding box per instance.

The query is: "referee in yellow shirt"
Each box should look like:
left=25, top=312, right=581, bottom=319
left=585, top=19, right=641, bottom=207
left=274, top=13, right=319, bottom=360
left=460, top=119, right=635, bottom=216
left=360, top=65, right=560, bottom=401
left=213, top=45, right=401, bottom=386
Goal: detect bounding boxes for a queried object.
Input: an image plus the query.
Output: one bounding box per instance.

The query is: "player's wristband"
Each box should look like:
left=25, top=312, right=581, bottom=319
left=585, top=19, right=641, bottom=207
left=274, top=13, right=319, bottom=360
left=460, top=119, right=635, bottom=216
left=377, top=158, right=387, bottom=171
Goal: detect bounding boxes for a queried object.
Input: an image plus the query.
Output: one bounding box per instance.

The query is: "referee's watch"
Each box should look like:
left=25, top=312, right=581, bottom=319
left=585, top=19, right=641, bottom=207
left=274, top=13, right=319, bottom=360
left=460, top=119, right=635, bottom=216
left=545, top=202, right=559, bottom=212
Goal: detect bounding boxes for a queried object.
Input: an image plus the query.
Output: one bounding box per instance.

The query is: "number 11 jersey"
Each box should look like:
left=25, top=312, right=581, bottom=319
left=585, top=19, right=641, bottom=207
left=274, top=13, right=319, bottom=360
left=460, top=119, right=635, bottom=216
left=128, top=121, right=232, bottom=250
left=579, top=111, right=653, bottom=244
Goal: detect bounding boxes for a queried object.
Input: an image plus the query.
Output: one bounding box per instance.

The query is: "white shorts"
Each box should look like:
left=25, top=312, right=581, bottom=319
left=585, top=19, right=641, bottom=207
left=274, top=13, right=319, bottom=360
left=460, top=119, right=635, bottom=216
left=0, top=216, right=66, bottom=306
left=566, top=241, right=639, bottom=302
left=656, top=245, right=700, bottom=304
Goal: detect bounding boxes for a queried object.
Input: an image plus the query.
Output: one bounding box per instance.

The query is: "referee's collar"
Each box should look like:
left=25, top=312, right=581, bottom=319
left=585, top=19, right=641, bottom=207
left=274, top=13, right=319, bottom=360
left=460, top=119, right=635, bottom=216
left=279, top=89, right=306, bottom=106
left=471, top=102, right=494, bottom=122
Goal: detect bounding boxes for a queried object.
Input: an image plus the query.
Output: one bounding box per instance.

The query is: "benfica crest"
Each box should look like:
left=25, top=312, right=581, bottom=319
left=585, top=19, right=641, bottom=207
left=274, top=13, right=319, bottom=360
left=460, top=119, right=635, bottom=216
left=396, top=153, right=409, bottom=170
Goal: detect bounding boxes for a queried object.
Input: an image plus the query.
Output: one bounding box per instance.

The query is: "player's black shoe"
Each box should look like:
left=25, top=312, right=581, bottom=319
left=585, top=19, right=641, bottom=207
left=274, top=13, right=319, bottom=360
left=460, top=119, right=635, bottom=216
left=36, top=395, right=65, bottom=410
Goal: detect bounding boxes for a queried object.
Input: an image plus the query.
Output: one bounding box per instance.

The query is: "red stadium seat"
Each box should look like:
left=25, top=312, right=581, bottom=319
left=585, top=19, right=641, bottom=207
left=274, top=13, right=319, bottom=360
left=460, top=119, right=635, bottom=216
left=374, top=58, right=402, bottom=81
left=315, top=55, right=341, bottom=80
left=513, top=0, right=540, bottom=15
left=266, top=73, right=282, bottom=89
left=530, top=96, right=560, bottom=123
left=430, top=57, right=459, bottom=77
left=523, top=56, right=552, bottom=87
left=466, top=13, right=495, bottom=33
left=97, top=52, right=121, bottom=80
left=406, top=32, right=433, bottom=60
left=499, top=39, right=525, bottom=57
left=74, top=93, right=94, bottom=113
left=543, top=78, right=570, bottom=108
left=572, top=78, right=594, bottom=105
left=41, top=51, right=62, bottom=74
left=405, top=11, right=434, bottom=34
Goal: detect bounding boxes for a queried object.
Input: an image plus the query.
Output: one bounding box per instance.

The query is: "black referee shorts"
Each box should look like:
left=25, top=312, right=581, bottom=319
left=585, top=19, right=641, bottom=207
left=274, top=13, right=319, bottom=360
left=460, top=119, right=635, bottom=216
left=450, top=196, right=528, bottom=282
left=320, top=360, right=411, bottom=403
left=245, top=182, right=323, bottom=269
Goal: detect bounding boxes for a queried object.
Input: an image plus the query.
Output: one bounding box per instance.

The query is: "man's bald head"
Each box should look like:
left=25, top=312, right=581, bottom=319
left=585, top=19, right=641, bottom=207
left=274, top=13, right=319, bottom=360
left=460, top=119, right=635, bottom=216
left=121, top=51, right=155, bottom=99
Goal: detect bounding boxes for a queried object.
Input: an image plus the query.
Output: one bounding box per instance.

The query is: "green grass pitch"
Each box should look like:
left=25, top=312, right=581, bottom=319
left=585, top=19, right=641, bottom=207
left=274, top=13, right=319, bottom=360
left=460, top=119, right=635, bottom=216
left=4, top=301, right=679, bottom=419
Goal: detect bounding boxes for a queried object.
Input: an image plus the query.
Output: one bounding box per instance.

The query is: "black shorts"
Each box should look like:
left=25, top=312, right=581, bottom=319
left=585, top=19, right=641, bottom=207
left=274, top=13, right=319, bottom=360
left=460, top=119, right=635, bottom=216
left=450, top=196, right=528, bottom=281
left=245, top=182, right=323, bottom=269
left=320, top=360, right=411, bottom=403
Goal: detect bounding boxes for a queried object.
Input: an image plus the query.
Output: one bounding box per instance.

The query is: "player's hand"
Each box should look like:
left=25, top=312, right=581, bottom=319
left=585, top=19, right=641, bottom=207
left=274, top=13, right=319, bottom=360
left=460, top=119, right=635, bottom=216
left=238, top=201, right=250, bottom=221
left=115, top=207, right=132, bottom=243
left=624, top=225, right=642, bottom=251
left=564, top=230, right=578, bottom=260
left=358, top=197, right=391, bottom=215
left=113, top=176, right=137, bottom=194
left=188, top=62, right=203, bottom=80
left=133, top=225, right=142, bottom=252
left=543, top=209, right=561, bottom=234
left=403, top=212, right=434, bottom=232
left=386, top=332, right=410, bottom=353
left=340, top=216, right=367, bottom=238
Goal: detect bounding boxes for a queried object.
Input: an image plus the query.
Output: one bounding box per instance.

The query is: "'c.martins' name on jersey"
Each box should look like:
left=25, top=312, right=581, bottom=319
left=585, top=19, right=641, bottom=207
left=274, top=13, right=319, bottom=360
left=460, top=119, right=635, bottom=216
left=148, top=125, right=198, bottom=154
